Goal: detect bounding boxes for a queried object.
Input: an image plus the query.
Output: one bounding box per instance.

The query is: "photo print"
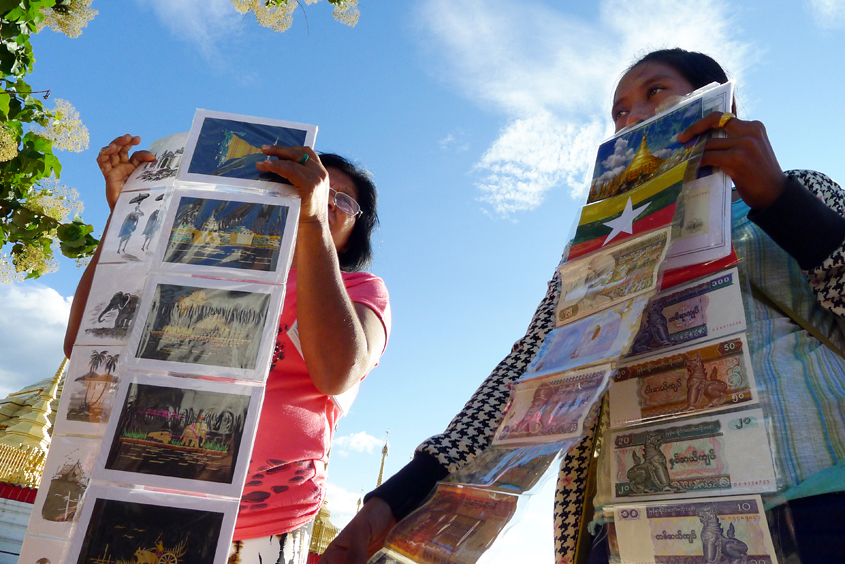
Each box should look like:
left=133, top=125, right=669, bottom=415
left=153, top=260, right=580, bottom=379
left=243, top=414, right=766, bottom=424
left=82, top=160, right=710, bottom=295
left=127, top=274, right=282, bottom=380
left=154, top=187, right=299, bottom=283
left=18, top=535, right=68, bottom=564
left=28, top=436, right=100, bottom=540
left=99, top=187, right=169, bottom=264
left=75, top=263, right=148, bottom=346
left=179, top=109, right=317, bottom=191
left=96, top=373, right=261, bottom=497
left=68, top=485, right=237, bottom=564
left=123, top=132, right=189, bottom=191
left=54, top=346, right=123, bottom=437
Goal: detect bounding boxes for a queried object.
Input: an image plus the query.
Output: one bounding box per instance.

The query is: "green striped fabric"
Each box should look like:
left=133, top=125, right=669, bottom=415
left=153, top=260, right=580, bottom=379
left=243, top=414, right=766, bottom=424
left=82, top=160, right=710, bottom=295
left=732, top=200, right=845, bottom=498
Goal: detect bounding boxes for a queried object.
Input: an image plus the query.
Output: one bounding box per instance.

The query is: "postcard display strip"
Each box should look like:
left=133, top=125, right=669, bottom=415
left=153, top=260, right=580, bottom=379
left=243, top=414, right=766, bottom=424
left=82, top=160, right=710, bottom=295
left=371, top=82, right=785, bottom=564
left=21, top=111, right=313, bottom=564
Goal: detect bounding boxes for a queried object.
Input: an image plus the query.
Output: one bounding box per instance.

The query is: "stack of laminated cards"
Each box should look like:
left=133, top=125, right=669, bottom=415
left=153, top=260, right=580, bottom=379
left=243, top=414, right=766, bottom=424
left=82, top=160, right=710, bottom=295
left=19, top=111, right=314, bottom=564
left=369, top=80, right=785, bottom=564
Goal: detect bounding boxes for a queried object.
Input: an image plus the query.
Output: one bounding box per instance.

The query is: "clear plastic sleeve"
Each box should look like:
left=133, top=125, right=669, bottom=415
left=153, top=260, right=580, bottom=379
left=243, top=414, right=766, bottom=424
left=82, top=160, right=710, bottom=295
left=99, top=186, right=171, bottom=265
left=178, top=109, right=317, bottom=192
left=377, top=484, right=522, bottom=564
left=605, top=405, right=778, bottom=503
left=66, top=484, right=238, bottom=564
left=93, top=372, right=264, bottom=498
left=151, top=185, right=300, bottom=285
left=493, top=365, right=612, bottom=446
left=122, top=132, right=189, bottom=192
left=609, top=333, right=758, bottom=428
left=555, top=226, right=672, bottom=327
left=124, top=273, right=284, bottom=381
left=54, top=345, right=124, bottom=438
left=18, top=535, right=69, bottom=564
left=74, top=262, right=151, bottom=347
left=625, top=267, right=747, bottom=360
left=523, top=295, right=651, bottom=379
left=26, top=435, right=101, bottom=540
left=445, top=441, right=574, bottom=495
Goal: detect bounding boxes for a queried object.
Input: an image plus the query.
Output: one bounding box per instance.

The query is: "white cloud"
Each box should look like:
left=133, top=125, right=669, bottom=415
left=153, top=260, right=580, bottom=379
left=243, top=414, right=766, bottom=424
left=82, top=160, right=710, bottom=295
left=333, top=431, right=384, bottom=456
left=806, top=0, right=845, bottom=29
left=0, top=285, right=72, bottom=397
left=416, top=0, right=757, bottom=216
left=439, top=129, right=471, bottom=151
left=324, top=482, right=365, bottom=530
left=136, top=0, right=244, bottom=61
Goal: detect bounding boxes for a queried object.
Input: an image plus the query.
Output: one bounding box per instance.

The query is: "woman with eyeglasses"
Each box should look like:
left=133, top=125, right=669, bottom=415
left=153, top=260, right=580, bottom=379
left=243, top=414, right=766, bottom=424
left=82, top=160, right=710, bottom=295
left=64, top=137, right=391, bottom=564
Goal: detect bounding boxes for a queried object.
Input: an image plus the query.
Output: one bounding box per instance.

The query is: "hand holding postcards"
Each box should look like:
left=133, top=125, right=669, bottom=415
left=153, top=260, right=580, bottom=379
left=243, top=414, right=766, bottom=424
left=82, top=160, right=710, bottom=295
left=20, top=110, right=315, bottom=564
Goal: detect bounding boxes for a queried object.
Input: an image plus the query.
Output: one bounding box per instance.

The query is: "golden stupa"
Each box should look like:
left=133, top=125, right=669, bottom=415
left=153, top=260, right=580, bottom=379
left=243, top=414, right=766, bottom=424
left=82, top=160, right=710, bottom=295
left=590, top=131, right=665, bottom=202
left=0, top=359, right=66, bottom=488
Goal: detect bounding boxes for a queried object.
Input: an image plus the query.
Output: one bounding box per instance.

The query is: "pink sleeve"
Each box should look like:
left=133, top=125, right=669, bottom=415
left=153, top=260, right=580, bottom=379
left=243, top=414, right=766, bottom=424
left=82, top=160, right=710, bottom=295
left=343, top=271, right=392, bottom=350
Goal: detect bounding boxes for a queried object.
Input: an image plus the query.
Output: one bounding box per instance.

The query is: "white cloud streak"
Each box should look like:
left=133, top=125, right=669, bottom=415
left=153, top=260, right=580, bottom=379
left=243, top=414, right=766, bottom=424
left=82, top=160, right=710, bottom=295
left=333, top=431, right=384, bottom=455
left=806, top=0, right=845, bottom=29
left=416, top=0, right=757, bottom=216
left=0, top=285, right=72, bottom=397
left=136, top=0, right=244, bottom=62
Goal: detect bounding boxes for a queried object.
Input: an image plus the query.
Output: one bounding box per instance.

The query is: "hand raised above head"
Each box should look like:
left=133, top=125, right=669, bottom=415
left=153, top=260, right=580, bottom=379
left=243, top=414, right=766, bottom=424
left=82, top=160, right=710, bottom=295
left=677, top=112, right=787, bottom=210
left=97, top=134, right=156, bottom=211
left=254, top=145, right=329, bottom=224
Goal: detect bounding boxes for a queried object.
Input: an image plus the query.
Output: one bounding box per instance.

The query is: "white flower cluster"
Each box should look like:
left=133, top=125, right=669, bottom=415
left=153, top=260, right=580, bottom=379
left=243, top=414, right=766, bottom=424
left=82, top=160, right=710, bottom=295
left=38, top=0, right=98, bottom=38
left=34, top=98, right=90, bottom=153
left=231, top=0, right=359, bottom=32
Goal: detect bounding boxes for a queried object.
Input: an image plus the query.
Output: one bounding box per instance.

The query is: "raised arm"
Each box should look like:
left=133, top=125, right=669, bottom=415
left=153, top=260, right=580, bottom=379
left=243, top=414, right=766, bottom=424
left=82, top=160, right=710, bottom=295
left=255, top=146, right=386, bottom=395
left=63, top=135, right=155, bottom=357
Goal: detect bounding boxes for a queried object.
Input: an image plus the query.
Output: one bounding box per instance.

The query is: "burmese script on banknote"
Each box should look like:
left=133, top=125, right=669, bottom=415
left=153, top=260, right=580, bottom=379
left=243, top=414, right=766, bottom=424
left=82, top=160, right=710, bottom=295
left=556, top=227, right=671, bottom=326
left=494, top=365, right=611, bottom=445
left=609, top=407, right=777, bottom=502
left=612, top=495, right=778, bottom=564
left=382, top=484, right=519, bottom=564
left=445, top=441, right=572, bottom=494
left=525, top=295, right=652, bottom=378
left=609, top=335, right=758, bottom=428
left=627, top=268, right=746, bottom=359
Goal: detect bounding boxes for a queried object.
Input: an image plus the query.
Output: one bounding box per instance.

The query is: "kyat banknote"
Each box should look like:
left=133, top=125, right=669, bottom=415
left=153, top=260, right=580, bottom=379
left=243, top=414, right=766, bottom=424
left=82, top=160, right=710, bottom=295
left=382, top=484, right=519, bottom=564
left=609, top=407, right=777, bottom=502
left=612, top=495, right=778, bottom=564
left=525, top=295, right=652, bottom=378
left=627, top=267, right=746, bottom=359
left=609, top=335, right=758, bottom=428
left=555, top=226, right=671, bottom=327
left=445, top=441, right=573, bottom=494
left=494, top=365, right=611, bottom=445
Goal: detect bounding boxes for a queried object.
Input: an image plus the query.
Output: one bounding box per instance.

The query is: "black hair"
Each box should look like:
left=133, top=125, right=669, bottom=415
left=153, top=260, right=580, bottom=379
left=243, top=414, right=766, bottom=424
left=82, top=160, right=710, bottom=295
left=630, top=48, right=729, bottom=90
left=319, top=153, right=378, bottom=272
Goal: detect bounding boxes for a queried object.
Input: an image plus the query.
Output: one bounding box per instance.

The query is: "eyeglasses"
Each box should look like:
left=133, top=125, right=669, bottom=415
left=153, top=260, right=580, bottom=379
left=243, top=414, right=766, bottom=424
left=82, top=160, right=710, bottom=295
left=329, top=187, right=362, bottom=218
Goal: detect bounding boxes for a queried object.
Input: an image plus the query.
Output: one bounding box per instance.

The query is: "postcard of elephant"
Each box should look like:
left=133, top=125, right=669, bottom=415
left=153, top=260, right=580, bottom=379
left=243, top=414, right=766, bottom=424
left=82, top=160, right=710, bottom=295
left=54, top=345, right=124, bottom=437
left=94, top=372, right=262, bottom=498
left=75, top=262, right=149, bottom=346
left=99, top=187, right=170, bottom=265
left=152, top=186, right=299, bottom=285
left=27, top=435, right=101, bottom=540
left=125, top=274, right=283, bottom=381
left=67, top=484, right=237, bottom=564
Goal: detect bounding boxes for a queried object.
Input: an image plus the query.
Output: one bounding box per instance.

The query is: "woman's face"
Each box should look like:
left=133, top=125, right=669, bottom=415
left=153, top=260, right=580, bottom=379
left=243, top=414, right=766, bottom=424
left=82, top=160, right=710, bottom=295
left=612, top=62, right=696, bottom=132
left=326, top=167, right=358, bottom=253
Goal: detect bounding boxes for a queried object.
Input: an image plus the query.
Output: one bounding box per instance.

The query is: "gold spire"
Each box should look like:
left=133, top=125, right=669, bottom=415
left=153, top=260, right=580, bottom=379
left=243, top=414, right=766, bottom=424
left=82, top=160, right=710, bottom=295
left=376, top=429, right=389, bottom=487
left=309, top=499, right=340, bottom=555
left=0, top=358, right=67, bottom=451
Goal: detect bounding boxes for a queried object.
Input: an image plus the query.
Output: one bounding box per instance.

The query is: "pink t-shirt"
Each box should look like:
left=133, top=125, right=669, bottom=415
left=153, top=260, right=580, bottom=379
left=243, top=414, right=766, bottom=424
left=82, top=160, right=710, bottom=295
left=234, top=268, right=390, bottom=540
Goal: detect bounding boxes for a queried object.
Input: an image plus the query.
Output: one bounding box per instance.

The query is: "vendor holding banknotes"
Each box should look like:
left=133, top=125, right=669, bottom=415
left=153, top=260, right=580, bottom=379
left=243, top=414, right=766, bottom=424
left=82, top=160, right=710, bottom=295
left=321, top=48, right=845, bottom=564
left=64, top=136, right=391, bottom=564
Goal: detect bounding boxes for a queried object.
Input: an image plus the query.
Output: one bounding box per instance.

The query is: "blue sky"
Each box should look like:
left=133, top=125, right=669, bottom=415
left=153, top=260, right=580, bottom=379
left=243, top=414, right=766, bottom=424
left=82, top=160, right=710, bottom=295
left=4, top=0, right=845, bottom=560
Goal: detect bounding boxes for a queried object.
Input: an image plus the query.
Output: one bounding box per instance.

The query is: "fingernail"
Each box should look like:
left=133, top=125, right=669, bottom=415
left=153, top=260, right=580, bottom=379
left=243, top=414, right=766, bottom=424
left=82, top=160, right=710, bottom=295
left=261, top=145, right=270, bottom=150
